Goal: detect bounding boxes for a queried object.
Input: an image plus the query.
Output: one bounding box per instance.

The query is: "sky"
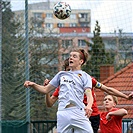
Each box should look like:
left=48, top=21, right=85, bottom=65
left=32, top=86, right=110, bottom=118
left=10, top=0, right=133, bottom=33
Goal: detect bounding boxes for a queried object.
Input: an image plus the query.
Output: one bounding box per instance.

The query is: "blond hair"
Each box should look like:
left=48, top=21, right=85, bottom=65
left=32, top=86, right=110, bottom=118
left=112, top=95, right=118, bottom=105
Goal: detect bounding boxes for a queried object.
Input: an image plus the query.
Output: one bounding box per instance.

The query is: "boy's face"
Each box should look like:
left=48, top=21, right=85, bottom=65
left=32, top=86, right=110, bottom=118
left=69, top=52, right=83, bottom=68
left=103, top=95, right=116, bottom=109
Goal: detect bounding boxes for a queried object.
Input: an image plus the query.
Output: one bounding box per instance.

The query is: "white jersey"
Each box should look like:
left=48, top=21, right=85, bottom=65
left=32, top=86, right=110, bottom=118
left=49, top=70, right=92, bottom=110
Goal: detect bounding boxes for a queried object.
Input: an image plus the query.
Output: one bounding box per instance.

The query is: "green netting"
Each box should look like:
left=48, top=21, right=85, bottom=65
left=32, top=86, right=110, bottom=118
left=0, top=0, right=58, bottom=131
left=0, top=0, right=132, bottom=133
left=1, top=121, right=28, bottom=133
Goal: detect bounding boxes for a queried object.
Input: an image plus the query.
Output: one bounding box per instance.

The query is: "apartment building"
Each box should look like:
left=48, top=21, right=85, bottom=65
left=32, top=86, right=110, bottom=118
left=14, top=2, right=132, bottom=71
left=14, top=2, right=91, bottom=33
left=14, top=1, right=91, bottom=70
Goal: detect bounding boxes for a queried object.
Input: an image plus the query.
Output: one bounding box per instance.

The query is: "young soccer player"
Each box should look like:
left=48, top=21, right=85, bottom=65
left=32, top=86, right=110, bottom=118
left=99, top=94, right=127, bottom=133
left=24, top=48, right=94, bottom=133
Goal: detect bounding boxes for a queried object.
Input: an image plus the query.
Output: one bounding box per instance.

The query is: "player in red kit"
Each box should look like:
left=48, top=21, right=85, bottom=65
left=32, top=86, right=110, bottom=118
left=98, top=95, right=127, bottom=133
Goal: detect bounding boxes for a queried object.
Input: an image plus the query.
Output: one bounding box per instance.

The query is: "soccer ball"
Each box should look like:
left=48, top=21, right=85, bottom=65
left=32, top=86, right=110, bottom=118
left=53, top=2, right=71, bottom=20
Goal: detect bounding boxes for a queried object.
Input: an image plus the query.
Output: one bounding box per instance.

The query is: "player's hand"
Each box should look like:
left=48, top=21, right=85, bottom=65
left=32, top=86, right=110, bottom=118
left=106, top=112, right=112, bottom=121
left=84, top=106, right=92, bottom=118
left=24, top=81, right=35, bottom=88
left=43, top=79, right=50, bottom=86
left=128, top=92, right=133, bottom=100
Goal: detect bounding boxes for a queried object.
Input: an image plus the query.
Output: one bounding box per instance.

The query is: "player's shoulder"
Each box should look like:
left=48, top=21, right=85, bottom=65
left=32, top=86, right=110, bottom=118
left=57, top=71, right=66, bottom=75
left=111, top=107, right=119, bottom=112
left=80, top=71, right=92, bottom=80
left=81, top=70, right=91, bottom=76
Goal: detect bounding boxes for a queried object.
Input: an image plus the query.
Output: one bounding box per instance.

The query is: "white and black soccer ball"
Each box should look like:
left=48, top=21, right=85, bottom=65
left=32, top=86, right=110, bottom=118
left=53, top=2, right=71, bottom=20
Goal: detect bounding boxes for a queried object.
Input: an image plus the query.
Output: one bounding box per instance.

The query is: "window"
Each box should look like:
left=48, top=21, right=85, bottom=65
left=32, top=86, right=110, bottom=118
left=34, top=13, right=42, bottom=18
left=57, top=23, right=64, bottom=27
left=79, top=13, right=88, bottom=19
left=34, top=22, right=42, bottom=28
left=46, top=23, right=53, bottom=28
left=46, top=13, right=53, bottom=18
left=70, top=23, right=77, bottom=27
left=78, top=40, right=86, bottom=47
left=80, top=23, right=88, bottom=27
left=62, top=40, right=73, bottom=48
left=70, top=14, right=76, bottom=19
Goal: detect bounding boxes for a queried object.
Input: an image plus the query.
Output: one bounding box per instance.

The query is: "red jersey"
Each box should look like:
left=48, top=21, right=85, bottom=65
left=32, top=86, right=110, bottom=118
left=83, top=77, right=99, bottom=116
left=52, top=77, right=99, bottom=116
left=52, top=87, right=60, bottom=97
left=100, top=108, right=123, bottom=133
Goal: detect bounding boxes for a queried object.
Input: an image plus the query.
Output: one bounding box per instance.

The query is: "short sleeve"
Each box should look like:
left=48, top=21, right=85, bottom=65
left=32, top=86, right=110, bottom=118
left=83, top=72, right=92, bottom=89
left=49, top=71, right=61, bottom=88
left=52, top=87, right=59, bottom=97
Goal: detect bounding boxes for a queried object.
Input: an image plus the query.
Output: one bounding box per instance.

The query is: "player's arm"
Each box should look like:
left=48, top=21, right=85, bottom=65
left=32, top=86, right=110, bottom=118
left=100, top=84, right=129, bottom=99
left=95, top=81, right=129, bottom=99
left=45, top=93, right=58, bottom=107
left=44, top=79, right=58, bottom=107
left=24, top=81, right=55, bottom=94
left=84, top=88, right=93, bottom=118
left=106, top=108, right=127, bottom=120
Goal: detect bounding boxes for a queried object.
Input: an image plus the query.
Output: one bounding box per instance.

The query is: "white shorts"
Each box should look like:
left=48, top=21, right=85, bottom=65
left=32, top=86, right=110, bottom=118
left=57, top=107, right=93, bottom=133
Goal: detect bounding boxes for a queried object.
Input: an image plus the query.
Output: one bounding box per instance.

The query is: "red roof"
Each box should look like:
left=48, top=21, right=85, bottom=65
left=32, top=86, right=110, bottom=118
left=95, top=62, right=133, bottom=119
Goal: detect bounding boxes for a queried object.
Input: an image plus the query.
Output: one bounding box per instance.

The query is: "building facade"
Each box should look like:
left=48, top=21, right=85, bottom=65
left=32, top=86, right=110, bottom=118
left=14, top=2, right=133, bottom=71
left=14, top=2, right=91, bottom=34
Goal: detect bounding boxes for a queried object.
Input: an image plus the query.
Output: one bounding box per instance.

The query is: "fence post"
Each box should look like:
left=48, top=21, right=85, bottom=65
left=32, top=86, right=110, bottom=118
left=25, top=0, right=30, bottom=133
left=0, top=1, right=2, bottom=133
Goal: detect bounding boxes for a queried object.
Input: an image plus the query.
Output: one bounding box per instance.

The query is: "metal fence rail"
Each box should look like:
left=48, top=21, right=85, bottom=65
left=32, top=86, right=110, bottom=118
left=0, top=119, right=132, bottom=133
left=31, top=120, right=57, bottom=133
left=122, top=119, right=132, bottom=133
left=30, top=119, right=132, bottom=133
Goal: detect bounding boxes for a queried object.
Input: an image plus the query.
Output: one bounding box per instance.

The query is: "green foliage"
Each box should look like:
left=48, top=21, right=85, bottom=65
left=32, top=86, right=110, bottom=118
left=28, top=36, right=59, bottom=121
left=29, top=37, right=59, bottom=84
left=1, top=0, right=58, bottom=122
left=83, top=21, right=114, bottom=80
left=1, top=1, right=24, bottom=120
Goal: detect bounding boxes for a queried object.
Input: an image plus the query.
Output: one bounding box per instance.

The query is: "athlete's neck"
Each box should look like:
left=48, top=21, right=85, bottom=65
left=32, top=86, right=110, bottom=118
left=70, top=66, right=81, bottom=71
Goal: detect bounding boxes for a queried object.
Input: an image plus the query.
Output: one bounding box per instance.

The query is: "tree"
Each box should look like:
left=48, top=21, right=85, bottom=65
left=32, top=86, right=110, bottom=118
left=113, top=29, right=132, bottom=71
left=83, top=21, right=114, bottom=81
left=1, top=0, right=59, bottom=121
left=28, top=35, right=59, bottom=121
left=1, top=1, right=24, bottom=120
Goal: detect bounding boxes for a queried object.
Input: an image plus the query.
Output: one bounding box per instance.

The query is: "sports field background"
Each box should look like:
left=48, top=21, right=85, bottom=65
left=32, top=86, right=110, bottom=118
left=0, top=0, right=132, bottom=133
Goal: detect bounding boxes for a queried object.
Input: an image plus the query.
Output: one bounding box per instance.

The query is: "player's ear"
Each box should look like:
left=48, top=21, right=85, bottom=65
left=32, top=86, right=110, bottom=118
left=113, top=102, right=116, bottom=107
left=79, top=59, right=84, bottom=65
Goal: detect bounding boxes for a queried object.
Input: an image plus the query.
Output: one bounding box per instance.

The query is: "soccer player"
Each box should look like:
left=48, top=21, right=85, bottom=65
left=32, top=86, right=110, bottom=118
left=45, top=78, right=132, bottom=133
left=44, top=59, right=132, bottom=133
left=98, top=94, right=127, bottom=133
left=24, top=48, right=94, bottom=133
